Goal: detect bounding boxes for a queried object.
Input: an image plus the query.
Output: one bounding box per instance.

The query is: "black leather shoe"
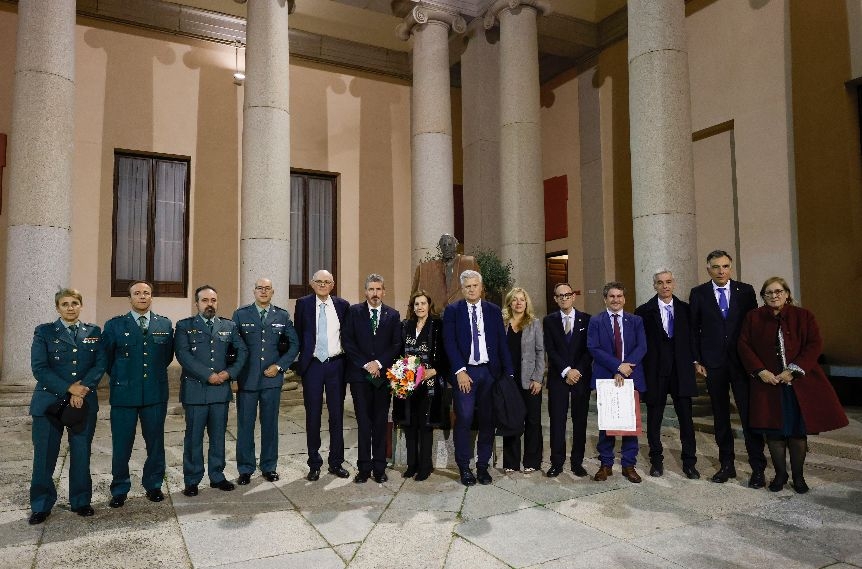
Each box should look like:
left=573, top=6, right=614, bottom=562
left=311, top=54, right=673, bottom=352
left=768, top=472, right=788, bottom=492
left=354, top=471, right=370, bottom=484
left=372, top=471, right=388, bottom=484
left=145, top=489, right=165, bottom=502
left=710, top=465, right=737, bottom=483
left=262, top=471, right=280, bottom=482
left=459, top=468, right=476, bottom=487
left=792, top=477, right=809, bottom=494
left=546, top=465, right=563, bottom=478
left=328, top=466, right=350, bottom=479
left=649, top=463, right=664, bottom=477
left=73, top=505, right=95, bottom=517
left=682, top=466, right=701, bottom=480
left=414, top=471, right=431, bottom=481
left=748, top=470, right=766, bottom=489
left=28, top=511, right=49, bottom=525
left=210, top=480, right=236, bottom=491
left=571, top=464, right=588, bottom=477
left=237, top=473, right=252, bottom=485
left=403, top=466, right=417, bottom=478
left=109, top=494, right=127, bottom=508
left=476, top=467, right=493, bottom=485
left=182, top=484, right=199, bottom=497
left=306, top=469, right=321, bottom=481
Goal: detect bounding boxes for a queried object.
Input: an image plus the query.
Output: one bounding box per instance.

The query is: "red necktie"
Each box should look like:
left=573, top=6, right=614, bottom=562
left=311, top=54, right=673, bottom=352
left=612, top=313, right=622, bottom=360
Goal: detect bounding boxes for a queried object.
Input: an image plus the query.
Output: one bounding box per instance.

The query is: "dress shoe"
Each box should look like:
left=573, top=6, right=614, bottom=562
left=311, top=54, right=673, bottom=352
left=210, top=480, right=236, bottom=491
left=109, top=494, right=127, bottom=508
left=402, top=466, right=417, bottom=478
left=682, top=466, right=701, bottom=480
left=328, top=465, right=350, bottom=479
left=262, top=471, right=280, bottom=482
left=372, top=471, right=388, bottom=484
left=649, top=463, right=664, bottom=477
left=792, top=477, right=809, bottom=494
left=476, top=467, right=493, bottom=485
left=768, top=472, right=789, bottom=492
left=710, top=465, right=737, bottom=483
left=459, top=468, right=476, bottom=487
left=145, top=489, right=165, bottom=502
left=414, top=471, right=431, bottom=482
left=593, top=465, right=613, bottom=481
left=73, top=505, right=95, bottom=517
left=182, top=484, right=199, bottom=497
left=546, top=465, right=563, bottom=478
left=28, top=511, right=50, bottom=525
left=571, top=464, right=588, bottom=477
left=523, top=467, right=536, bottom=474
left=621, top=466, right=642, bottom=483
left=306, top=469, right=321, bottom=481
left=354, top=471, right=371, bottom=483
left=237, top=473, right=252, bottom=485
left=748, top=470, right=766, bottom=489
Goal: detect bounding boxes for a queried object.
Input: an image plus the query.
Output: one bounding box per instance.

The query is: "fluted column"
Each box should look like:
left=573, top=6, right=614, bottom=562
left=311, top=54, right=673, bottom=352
left=398, top=6, right=466, bottom=267
left=629, top=0, right=697, bottom=302
left=239, top=0, right=292, bottom=301
left=485, top=0, right=550, bottom=314
left=2, top=0, right=76, bottom=386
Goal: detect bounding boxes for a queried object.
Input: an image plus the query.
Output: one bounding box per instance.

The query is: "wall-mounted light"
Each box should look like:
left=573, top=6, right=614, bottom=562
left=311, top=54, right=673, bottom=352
left=233, top=40, right=245, bottom=86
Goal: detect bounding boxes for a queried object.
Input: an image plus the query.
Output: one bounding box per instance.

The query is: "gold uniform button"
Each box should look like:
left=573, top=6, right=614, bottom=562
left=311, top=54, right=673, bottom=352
left=72, top=361, right=77, bottom=365
left=143, top=352, right=148, bottom=356
left=260, top=357, right=265, bottom=361
left=144, top=373, right=148, bottom=378
left=144, top=363, right=148, bottom=367
left=72, top=348, right=78, bottom=353
left=71, top=372, right=77, bottom=376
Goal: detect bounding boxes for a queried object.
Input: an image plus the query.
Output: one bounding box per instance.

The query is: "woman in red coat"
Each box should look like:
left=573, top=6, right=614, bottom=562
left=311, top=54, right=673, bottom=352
left=738, top=277, right=848, bottom=494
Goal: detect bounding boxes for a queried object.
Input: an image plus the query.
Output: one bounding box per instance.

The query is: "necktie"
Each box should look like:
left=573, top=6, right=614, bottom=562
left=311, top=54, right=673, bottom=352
left=69, top=324, right=78, bottom=339
left=138, top=315, right=147, bottom=334
left=612, top=313, right=622, bottom=360
left=314, top=303, right=328, bottom=362
left=371, top=308, right=379, bottom=334
left=564, top=314, right=572, bottom=336
left=260, top=309, right=267, bottom=323
left=206, top=318, right=213, bottom=331
left=470, top=304, right=480, bottom=361
left=717, top=287, right=729, bottom=319
left=665, top=305, right=674, bottom=338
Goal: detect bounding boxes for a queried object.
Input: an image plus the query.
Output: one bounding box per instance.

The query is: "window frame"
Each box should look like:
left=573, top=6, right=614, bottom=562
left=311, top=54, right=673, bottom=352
left=289, top=169, right=339, bottom=299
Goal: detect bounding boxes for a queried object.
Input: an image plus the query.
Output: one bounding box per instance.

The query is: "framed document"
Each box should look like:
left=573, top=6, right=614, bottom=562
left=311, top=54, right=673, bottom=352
left=596, top=378, right=641, bottom=434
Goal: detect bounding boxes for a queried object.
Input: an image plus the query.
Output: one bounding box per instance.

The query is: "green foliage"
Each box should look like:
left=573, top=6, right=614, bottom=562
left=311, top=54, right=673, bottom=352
left=471, top=247, right=514, bottom=300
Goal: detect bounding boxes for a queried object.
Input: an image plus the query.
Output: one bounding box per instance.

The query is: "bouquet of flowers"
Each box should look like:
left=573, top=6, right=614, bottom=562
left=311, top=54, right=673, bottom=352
left=386, top=355, right=425, bottom=399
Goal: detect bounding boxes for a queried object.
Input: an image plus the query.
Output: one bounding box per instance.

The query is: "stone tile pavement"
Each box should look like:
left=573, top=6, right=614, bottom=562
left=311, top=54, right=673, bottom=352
left=1, top=396, right=860, bottom=569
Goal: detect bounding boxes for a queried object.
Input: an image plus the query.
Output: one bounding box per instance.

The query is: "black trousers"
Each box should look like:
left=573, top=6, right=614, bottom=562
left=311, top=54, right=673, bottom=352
left=646, top=374, right=697, bottom=468
left=404, top=424, right=434, bottom=475
left=502, top=387, right=543, bottom=470
left=547, top=378, right=590, bottom=469
left=706, top=363, right=766, bottom=471
left=351, top=381, right=391, bottom=476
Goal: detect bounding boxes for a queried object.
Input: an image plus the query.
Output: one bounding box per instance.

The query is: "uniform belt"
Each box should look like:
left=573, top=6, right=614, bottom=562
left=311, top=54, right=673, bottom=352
left=317, top=353, right=345, bottom=364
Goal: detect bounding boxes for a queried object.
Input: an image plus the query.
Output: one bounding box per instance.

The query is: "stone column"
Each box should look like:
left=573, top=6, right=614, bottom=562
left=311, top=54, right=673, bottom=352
left=2, top=0, right=76, bottom=386
left=485, top=0, right=550, bottom=314
left=239, top=0, right=293, bottom=301
left=397, top=6, right=466, bottom=267
left=628, top=0, right=697, bottom=302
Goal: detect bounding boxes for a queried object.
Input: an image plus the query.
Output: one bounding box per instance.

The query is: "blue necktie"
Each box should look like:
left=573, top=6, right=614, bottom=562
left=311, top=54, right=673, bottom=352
left=314, top=303, right=328, bottom=362
left=665, top=305, right=674, bottom=338
left=371, top=308, right=379, bottom=335
left=717, top=288, right=729, bottom=319
left=470, top=304, right=480, bottom=361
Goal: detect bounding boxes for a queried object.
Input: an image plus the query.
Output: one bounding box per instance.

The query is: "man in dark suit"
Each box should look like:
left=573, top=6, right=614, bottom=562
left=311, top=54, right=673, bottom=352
left=102, top=280, right=174, bottom=508
left=689, top=250, right=765, bottom=487
left=342, top=274, right=402, bottom=483
left=543, top=282, right=592, bottom=478
left=175, top=285, right=248, bottom=496
left=233, top=277, right=299, bottom=485
left=587, top=282, right=647, bottom=483
left=293, top=269, right=351, bottom=481
left=443, top=269, right=514, bottom=487
left=634, top=270, right=699, bottom=479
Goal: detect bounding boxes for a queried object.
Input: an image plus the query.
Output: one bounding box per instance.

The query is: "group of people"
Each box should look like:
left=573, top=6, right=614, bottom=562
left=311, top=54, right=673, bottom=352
left=27, top=246, right=848, bottom=526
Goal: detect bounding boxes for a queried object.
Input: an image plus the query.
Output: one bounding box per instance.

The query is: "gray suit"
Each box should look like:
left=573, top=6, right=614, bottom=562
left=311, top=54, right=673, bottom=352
left=502, top=318, right=545, bottom=471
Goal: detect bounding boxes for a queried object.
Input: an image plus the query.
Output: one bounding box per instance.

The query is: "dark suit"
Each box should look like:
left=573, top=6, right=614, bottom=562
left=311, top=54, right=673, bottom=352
left=102, top=311, right=174, bottom=498
left=175, top=315, right=247, bottom=486
left=30, top=320, right=106, bottom=512
left=587, top=310, right=647, bottom=467
left=690, top=279, right=765, bottom=471
left=342, top=302, right=401, bottom=475
left=543, top=309, right=592, bottom=470
left=233, top=303, right=299, bottom=476
left=634, top=296, right=697, bottom=469
left=443, top=299, right=514, bottom=469
left=294, top=293, right=350, bottom=470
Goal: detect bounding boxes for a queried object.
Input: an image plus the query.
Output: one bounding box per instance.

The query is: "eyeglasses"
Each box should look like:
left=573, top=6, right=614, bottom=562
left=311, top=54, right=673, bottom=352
left=763, top=289, right=786, bottom=297
left=254, top=286, right=272, bottom=292
left=313, top=280, right=334, bottom=286
left=555, top=293, right=575, bottom=300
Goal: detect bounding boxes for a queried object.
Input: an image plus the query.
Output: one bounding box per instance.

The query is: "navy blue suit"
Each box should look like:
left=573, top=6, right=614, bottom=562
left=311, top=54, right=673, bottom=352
left=233, top=303, right=299, bottom=475
left=30, top=320, right=106, bottom=513
left=587, top=310, right=647, bottom=467
left=175, top=315, right=247, bottom=486
left=443, top=299, right=513, bottom=469
left=102, top=311, right=174, bottom=497
left=342, top=302, right=401, bottom=475
left=293, top=293, right=350, bottom=470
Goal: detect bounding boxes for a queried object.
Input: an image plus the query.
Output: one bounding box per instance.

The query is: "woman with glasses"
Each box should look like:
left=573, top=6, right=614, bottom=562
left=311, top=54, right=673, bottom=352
left=738, top=277, right=847, bottom=493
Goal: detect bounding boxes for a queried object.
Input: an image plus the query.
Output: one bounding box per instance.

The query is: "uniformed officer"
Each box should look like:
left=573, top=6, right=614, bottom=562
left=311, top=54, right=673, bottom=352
left=29, top=288, right=107, bottom=525
left=175, top=285, right=248, bottom=496
left=102, top=280, right=174, bottom=508
left=232, top=278, right=299, bottom=485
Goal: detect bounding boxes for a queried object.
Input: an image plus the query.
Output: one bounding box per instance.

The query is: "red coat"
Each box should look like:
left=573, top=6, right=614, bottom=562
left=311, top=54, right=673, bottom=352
left=738, top=304, right=848, bottom=434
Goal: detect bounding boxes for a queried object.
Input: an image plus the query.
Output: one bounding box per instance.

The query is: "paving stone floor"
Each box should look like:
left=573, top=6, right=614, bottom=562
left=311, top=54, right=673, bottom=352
left=1, top=395, right=860, bottom=569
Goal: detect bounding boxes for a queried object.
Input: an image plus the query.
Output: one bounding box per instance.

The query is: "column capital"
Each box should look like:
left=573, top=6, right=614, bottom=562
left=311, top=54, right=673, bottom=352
left=483, top=0, right=551, bottom=30
left=396, top=4, right=466, bottom=41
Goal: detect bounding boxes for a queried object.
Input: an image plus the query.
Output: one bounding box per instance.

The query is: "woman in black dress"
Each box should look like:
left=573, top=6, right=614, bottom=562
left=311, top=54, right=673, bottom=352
left=392, top=290, right=449, bottom=481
